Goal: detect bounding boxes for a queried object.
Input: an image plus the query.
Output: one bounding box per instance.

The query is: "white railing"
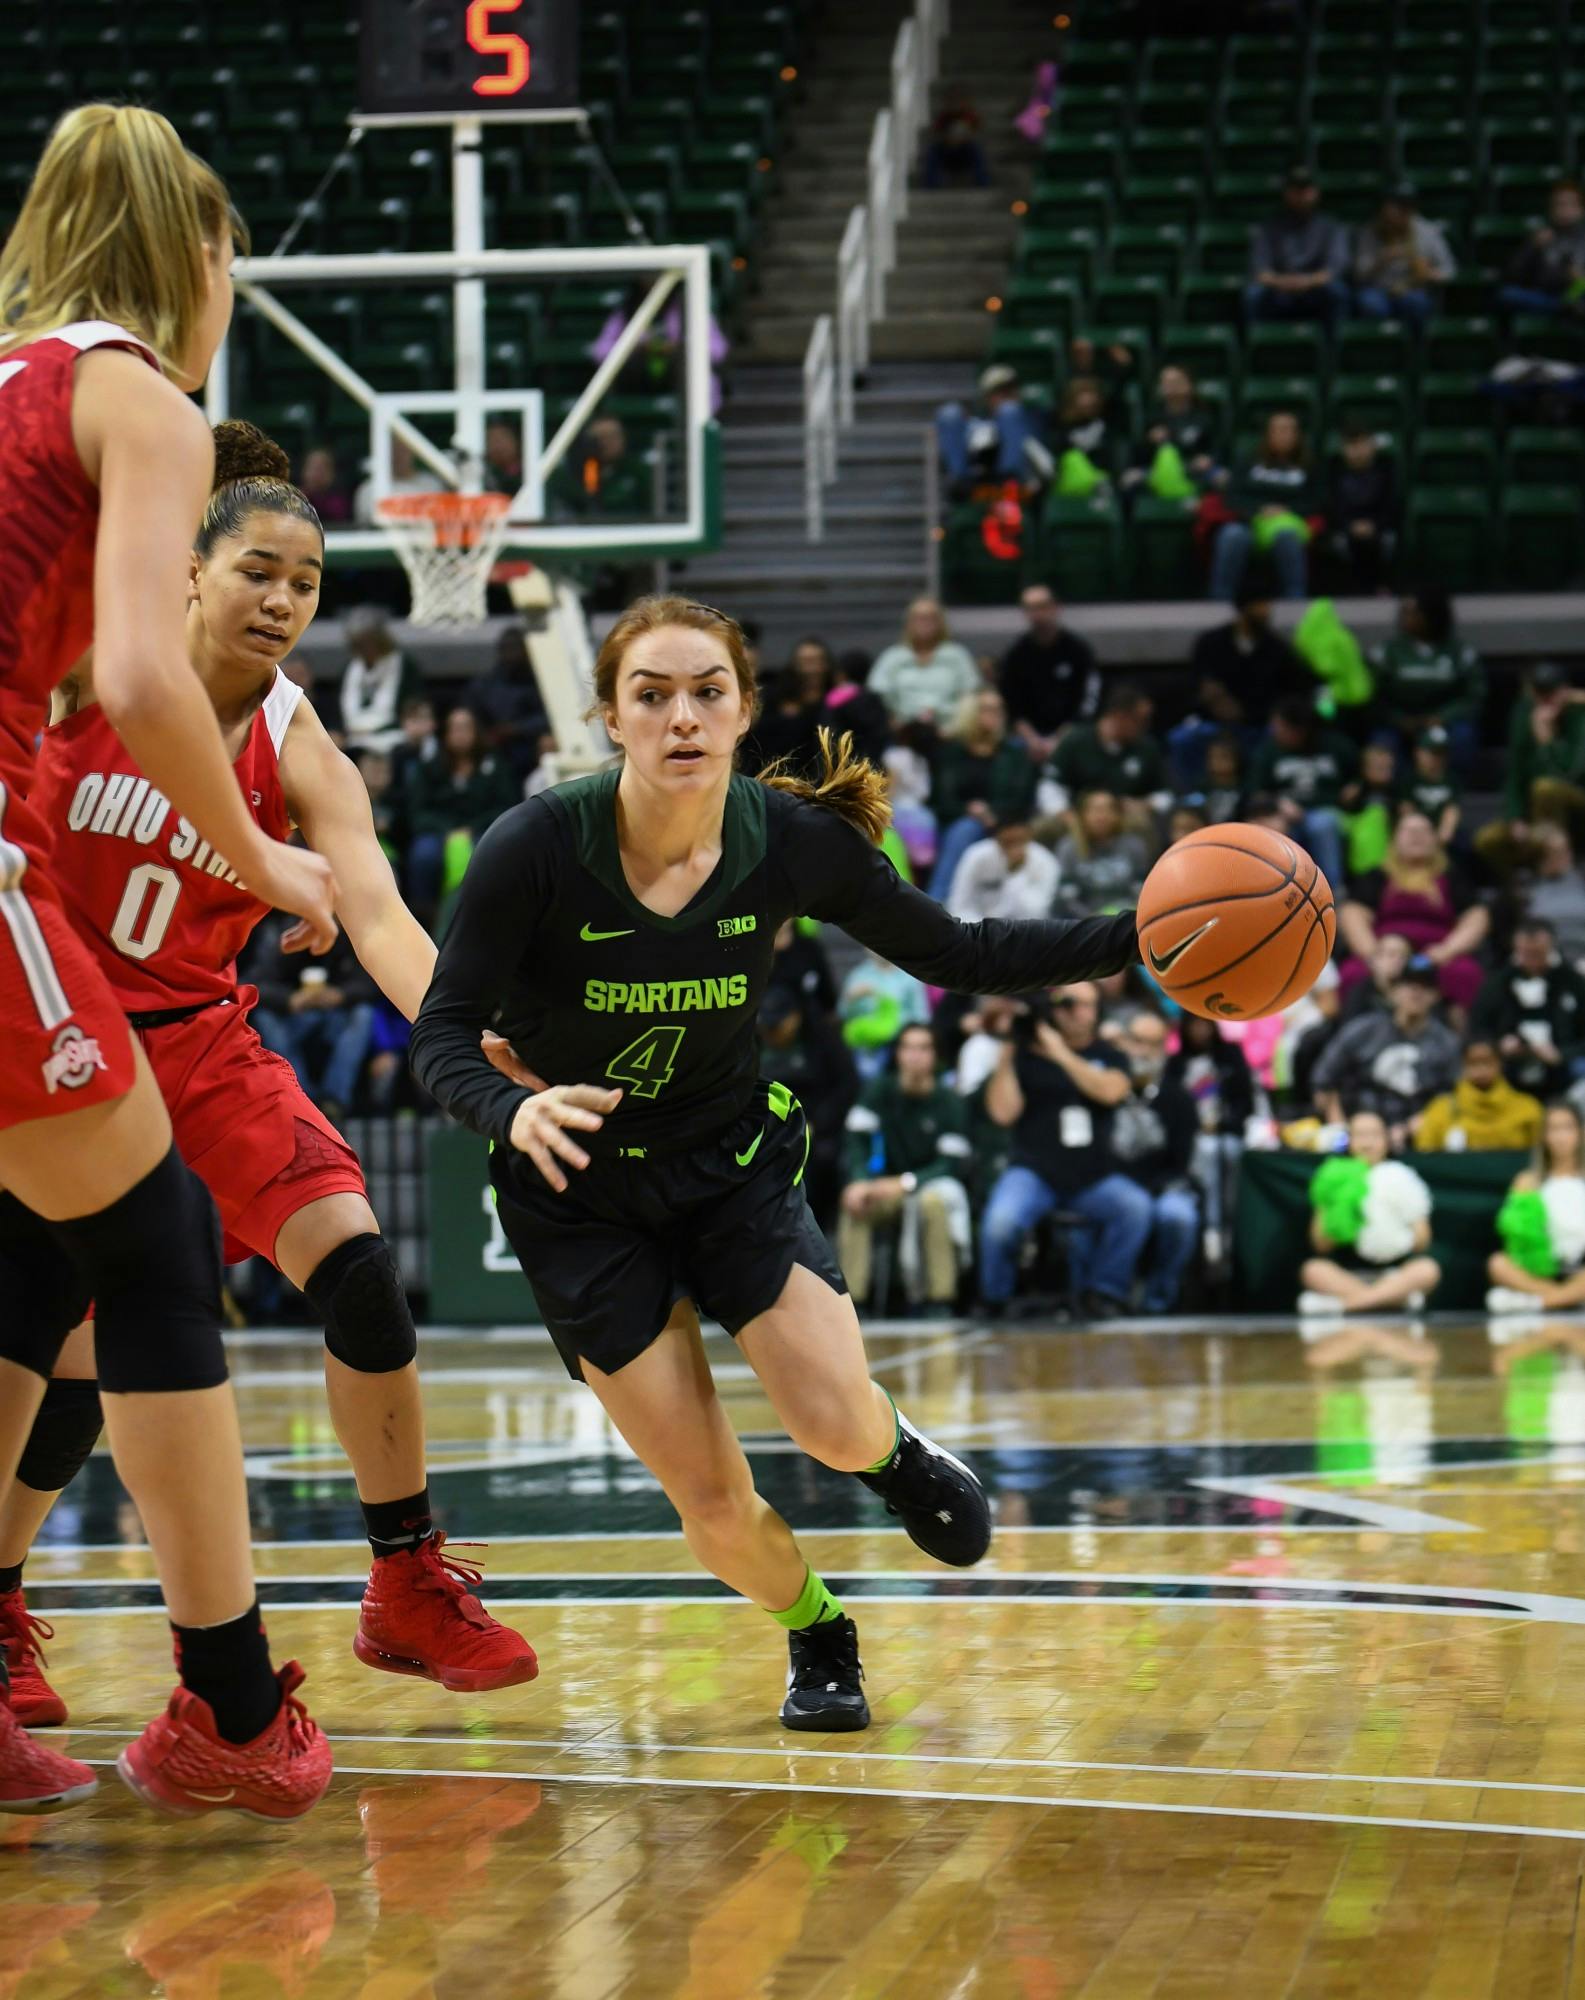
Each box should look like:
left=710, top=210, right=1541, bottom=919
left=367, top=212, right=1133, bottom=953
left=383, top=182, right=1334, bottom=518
left=803, top=314, right=838, bottom=542
left=835, top=204, right=870, bottom=429
left=805, top=0, right=950, bottom=539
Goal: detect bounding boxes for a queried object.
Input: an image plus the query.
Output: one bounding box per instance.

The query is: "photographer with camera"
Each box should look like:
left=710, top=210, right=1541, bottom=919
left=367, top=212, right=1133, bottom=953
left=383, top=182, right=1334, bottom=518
left=977, top=982, right=1150, bottom=1319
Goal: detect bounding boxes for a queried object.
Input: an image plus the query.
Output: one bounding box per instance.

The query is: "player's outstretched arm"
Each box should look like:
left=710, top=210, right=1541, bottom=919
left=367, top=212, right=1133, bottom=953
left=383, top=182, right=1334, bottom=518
left=279, top=700, right=434, bottom=1017
left=783, top=799, right=1139, bottom=995
left=74, top=349, right=337, bottom=951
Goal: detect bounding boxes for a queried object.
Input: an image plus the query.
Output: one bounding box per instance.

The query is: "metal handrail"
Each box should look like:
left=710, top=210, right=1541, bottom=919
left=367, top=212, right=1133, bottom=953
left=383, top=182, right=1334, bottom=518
left=803, top=313, right=838, bottom=541
left=836, top=204, right=870, bottom=429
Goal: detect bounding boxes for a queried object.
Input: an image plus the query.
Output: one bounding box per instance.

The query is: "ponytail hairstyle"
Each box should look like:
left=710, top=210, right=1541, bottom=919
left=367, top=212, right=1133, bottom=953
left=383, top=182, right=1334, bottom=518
left=196, top=419, right=323, bottom=557
left=0, top=104, right=244, bottom=374
left=591, top=594, right=892, bottom=844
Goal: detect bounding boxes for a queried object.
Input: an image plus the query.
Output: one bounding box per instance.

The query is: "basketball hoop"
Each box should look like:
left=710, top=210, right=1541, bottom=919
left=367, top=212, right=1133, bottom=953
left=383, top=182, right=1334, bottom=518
left=374, top=491, right=513, bottom=627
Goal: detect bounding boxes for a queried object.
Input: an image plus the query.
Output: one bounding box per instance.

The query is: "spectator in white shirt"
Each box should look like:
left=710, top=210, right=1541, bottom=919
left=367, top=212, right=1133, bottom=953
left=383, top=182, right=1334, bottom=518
left=947, top=821, right=1060, bottom=923
left=868, top=598, right=981, bottom=728
left=338, top=606, right=424, bottom=756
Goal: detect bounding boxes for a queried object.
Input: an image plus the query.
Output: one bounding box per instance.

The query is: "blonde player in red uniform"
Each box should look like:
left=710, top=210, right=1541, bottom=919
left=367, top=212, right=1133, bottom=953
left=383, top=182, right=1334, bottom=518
left=0, top=421, right=539, bottom=1728
left=0, top=105, right=337, bottom=1817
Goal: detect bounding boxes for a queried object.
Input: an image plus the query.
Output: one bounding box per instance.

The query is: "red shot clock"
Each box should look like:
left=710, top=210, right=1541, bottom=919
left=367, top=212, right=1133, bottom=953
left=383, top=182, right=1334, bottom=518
left=359, top=0, right=581, bottom=116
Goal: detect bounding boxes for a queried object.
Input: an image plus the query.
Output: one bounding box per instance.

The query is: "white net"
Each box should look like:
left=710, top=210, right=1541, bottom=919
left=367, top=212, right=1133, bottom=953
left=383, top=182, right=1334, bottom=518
left=375, top=493, right=514, bottom=627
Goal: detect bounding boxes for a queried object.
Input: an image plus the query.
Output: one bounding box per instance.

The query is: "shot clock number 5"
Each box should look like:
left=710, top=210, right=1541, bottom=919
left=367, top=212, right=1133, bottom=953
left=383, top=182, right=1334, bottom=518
left=358, top=0, right=581, bottom=117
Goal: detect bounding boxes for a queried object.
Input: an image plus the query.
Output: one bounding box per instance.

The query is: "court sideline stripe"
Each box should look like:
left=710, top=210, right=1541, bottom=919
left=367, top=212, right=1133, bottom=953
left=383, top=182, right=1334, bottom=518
left=61, top=1726, right=1585, bottom=1800
left=64, top=1755, right=1585, bottom=1841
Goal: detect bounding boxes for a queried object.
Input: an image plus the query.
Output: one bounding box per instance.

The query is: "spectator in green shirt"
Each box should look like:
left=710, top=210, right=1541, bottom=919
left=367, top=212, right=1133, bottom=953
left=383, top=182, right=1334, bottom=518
left=1368, top=585, right=1486, bottom=767
left=1475, top=661, right=1585, bottom=881
left=928, top=688, right=1040, bottom=896
left=838, top=1023, right=974, bottom=1312
left=1246, top=695, right=1359, bottom=887
left=1051, top=683, right=1169, bottom=833
left=867, top=597, right=981, bottom=727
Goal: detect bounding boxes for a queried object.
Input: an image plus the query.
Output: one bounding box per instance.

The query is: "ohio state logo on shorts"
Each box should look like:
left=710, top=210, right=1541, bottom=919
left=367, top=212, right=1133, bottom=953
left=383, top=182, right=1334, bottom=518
left=41, top=1023, right=108, bottom=1094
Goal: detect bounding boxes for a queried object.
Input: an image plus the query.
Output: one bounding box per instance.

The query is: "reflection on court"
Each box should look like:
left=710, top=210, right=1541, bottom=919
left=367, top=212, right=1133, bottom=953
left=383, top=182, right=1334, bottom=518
left=16, top=1316, right=1585, bottom=1996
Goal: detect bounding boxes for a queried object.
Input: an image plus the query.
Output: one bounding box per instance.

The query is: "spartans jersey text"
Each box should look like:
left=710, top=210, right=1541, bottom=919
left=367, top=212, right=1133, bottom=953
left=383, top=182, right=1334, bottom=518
left=584, top=974, right=749, bottom=1015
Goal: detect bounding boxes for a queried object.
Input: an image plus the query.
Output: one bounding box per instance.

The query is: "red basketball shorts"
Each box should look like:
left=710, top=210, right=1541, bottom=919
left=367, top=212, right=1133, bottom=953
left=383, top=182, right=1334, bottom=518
left=0, top=870, right=137, bottom=1131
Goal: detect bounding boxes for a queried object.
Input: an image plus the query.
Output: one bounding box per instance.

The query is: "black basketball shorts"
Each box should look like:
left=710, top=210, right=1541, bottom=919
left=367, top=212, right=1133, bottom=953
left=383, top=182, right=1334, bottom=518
left=487, top=1077, right=848, bottom=1379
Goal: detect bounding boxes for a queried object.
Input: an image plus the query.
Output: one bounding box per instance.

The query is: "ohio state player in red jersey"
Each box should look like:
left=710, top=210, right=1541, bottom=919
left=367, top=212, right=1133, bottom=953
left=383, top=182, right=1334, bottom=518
left=0, top=105, right=336, bottom=1819
left=0, top=422, right=539, bottom=1735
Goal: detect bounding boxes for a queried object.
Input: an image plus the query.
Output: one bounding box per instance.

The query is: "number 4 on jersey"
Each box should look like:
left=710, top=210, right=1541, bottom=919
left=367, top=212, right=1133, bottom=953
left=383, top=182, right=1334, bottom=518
left=605, top=1024, right=686, bottom=1099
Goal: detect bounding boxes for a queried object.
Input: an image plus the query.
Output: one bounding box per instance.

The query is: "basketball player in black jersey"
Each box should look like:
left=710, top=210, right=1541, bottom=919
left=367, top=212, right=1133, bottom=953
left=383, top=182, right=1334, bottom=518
left=411, top=596, right=1140, bottom=1729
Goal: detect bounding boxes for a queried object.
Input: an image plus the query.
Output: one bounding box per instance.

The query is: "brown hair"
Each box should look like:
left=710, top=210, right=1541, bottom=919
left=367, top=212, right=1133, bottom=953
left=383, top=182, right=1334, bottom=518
left=196, top=419, right=322, bottom=557
left=0, top=105, right=242, bottom=375
left=593, top=594, right=892, bottom=844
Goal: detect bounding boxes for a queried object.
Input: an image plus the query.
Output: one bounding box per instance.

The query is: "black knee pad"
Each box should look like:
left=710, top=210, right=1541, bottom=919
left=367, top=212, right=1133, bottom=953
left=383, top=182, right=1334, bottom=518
left=17, top=1378, right=103, bottom=1493
left=48, top=1147, right=227, bottom=1394
left=0, top=1194, right=92, bottom=1381
left=305, top=1233, right=416, bottom=1374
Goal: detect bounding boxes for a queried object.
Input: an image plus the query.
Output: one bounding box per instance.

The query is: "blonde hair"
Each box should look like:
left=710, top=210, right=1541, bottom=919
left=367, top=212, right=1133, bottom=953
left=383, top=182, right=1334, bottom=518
left=761, top=727, right=893, bottom=845
left=902, top=597, right=949, bottom=646
left=948, top=686, right=1005, bottom=748
left=0, top=104, right=241, bottom=374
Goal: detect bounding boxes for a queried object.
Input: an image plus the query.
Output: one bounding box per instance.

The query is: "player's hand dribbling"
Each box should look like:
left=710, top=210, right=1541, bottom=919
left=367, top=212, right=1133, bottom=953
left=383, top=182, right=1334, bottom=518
left=250, top=841, right=339, bottom=954
left=510, top=1084, right=623, bottom=1192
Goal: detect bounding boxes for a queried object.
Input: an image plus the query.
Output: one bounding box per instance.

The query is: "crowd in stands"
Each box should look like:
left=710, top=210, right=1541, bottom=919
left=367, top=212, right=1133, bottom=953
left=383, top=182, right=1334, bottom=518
left=943, top=160, right=1585, bottom=602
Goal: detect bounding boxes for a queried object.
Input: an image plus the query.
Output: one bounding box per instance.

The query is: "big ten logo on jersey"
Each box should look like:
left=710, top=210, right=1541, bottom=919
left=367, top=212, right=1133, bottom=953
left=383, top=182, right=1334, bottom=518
left=65, top=772, right=242, bottom=885
left=718, top=914, right=756, bottom=938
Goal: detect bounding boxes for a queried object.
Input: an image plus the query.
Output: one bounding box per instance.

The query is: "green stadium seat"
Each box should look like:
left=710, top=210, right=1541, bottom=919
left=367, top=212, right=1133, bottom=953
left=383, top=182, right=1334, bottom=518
left=686, top=142, right=766, bottom=200
left=1404, top=486, right=1495, bottom=586
left=606, top=144, right=684, bottom=201
left=1040, top=134, right=1124, bottom=191
left=1127, top=131, right=1210, bottom=182
left=1226, top=41, right=1301, bottom=86
left=1400, top=0, right=1478, bottom=28
left=1412, top=169, right=1481, bottom=239
left=1000, top=277, right=1083, bottom=336
left=1315, top=0, right=1384, bottom=32
left=1037, top=493, right=1126, bottom=601
left=1472, top=215, right=1525, bottom=273
left=1422, top=317, right=1501, bottom=376
left=1488, top=119, right=1568, bottom=170
left=1330, top=375, right=1411, bottom=437
left=696, top=93, right=776, bottom=149
left=1304, top=83, right=1378, bottom=129
left=1490, top=168, right=1561, bottom=218
left=1133, top=84, right=1204, bottom=132
left=1129, top=495, right=1202, bottom=599
left=1499, top=487, right=1585, bottom=589
left=1121, top=176, right=1204, bottom=230
left=1146, top=38, right=1222, bottom=89
left=1016, top=226, right=1102, bottom=290
left=1217, top=127, right=1293, bottom=180
left=1412, top=430, right=1498, bottom=492
left=1026, top=180, right=1116, bottom=234
left=1179, top=275, right=1245, bottom=325
left=1336, top=321, right=1415, bottom=380
left=1060, top=39, right=1138, bottom=89
left=1394, top=32, right=1477, bottom=82
left=1487, top=29, right=1559, bottom=75
left=1391, top=79, right=1472, bottom=129
left=1245, top=323, right=1325, bottom=382
left=1109, top=226, right=1187, bottom=289
left=1313, top=34, right=1387, bottom=81
left=1398, top=120, right=1480, bottom=178
left=1309, top=122, right=1389, bottom=176
left=1159, top=326, right=1242, bottom=388
left=1505, top=429, right=1585, bottom=485
left=1419, top=373, right=1493, bottom=429
left=1510, top=315, right=1585, bottom=366
left=1091, top=276, right=1170, bottom=343
left=1057, top=86, right=1131, bottom=137
left=1220, top=81, right=1300, bottom=130
left=1209, top=174, right=1282, bottom=227
left=1322, top=172, right=1392, bottom=222
left=1238, top=377, right=1324, bottom=440
left=984, top=324, right=1066, bottom=386
left=1197, top=220, right=1255, bottom=278
left=1477, top=76, right=1560, bottom=123
left=1081, top=323, right=1158, bottom=380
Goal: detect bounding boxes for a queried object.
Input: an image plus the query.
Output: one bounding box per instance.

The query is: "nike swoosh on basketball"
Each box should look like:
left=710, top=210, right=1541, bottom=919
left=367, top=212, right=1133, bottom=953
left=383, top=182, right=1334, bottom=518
left=1146, top=918, right=1219, bottom=977
left=580, top=923, right=634, bottom=942
left=735, top=1128, right=764, bottom=1167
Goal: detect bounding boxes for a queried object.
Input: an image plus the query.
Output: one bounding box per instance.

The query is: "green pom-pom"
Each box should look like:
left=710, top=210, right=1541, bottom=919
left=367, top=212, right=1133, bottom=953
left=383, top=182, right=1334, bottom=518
left=1312, top=1155, right=1370, bottom=1246
left=1499, top=1187, right=1557, bottom=1279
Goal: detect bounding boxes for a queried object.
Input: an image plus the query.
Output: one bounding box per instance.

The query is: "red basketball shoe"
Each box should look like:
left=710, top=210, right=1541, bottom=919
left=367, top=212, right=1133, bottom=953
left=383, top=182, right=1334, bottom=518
left=354, top=1534, right=538, bottom=1693
left=0, top=1592, right=67, bottom=1728
left=116, top=1662, right=332, bottom=1821
left=0, top=1703, right=95, bottom=1815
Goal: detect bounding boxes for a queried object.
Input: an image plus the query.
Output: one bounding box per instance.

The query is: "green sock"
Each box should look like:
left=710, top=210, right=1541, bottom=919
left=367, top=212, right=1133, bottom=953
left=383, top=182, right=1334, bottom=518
left=771, top=1566, right=845, bottom=1631
left=862, top=1388, right=900, bottom=1476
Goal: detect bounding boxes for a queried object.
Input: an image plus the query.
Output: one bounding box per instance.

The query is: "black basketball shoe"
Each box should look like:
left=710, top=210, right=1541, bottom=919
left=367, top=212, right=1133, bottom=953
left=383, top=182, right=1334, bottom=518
left=856, top=1412, right=992, bottom=1567
left=779, top=1616, right=870, bottom=1733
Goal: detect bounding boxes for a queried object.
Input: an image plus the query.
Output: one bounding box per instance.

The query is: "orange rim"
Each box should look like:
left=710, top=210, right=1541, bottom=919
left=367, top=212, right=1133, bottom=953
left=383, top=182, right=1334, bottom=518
left=375, top=492, right=511, bottom=549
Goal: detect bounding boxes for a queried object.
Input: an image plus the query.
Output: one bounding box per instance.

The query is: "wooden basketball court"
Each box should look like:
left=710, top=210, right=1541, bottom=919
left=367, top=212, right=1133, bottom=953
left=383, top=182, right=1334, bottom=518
left=10, top=1315, right=1585, bottom=1996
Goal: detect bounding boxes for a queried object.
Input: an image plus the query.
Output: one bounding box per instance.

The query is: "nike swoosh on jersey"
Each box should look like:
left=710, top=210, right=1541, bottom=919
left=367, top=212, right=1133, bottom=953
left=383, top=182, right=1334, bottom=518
left=735, top=1128, right=764, bottom=1168
left=580, top=923, right=635, bottom=942
left=1146, top=917, right=1219, bottom=976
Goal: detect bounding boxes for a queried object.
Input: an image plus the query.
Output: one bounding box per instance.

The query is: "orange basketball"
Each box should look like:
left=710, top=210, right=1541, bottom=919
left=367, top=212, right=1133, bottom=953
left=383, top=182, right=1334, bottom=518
left=1136, top=823, right=1335, bottom=1021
